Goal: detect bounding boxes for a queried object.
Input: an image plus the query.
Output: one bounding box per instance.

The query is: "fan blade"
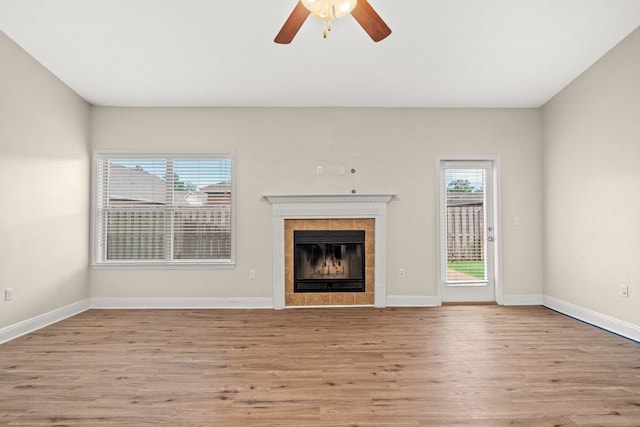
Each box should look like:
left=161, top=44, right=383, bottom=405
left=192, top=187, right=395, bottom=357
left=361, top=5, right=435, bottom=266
left=351, top=0, right=392, bottom=42
left=275, top=1, right=310, bottom=44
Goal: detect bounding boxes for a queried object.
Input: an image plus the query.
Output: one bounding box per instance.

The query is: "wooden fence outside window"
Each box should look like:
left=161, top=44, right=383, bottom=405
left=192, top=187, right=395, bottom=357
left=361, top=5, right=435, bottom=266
left=105, top=208, right=231, bottom=260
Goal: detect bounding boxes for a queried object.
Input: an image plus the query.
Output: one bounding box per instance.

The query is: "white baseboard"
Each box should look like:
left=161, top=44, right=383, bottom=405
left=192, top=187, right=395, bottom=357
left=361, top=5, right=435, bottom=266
left=543, top=295, right=640, bottom=343
left=0, top=299, right=90, bottom=344
left=387, top=294, right=544, bottom=307
left=386, top=295, right=441, bottom=307
left=90, top=297, right=273, bottom=309
left=503, top=294, right=544, bottom=306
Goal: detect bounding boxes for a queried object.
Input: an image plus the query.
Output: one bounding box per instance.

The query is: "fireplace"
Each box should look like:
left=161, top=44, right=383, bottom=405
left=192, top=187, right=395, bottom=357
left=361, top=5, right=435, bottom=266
left=264, top=194, right=394, bottom=309
left=294, top=230, right=365, bottom=293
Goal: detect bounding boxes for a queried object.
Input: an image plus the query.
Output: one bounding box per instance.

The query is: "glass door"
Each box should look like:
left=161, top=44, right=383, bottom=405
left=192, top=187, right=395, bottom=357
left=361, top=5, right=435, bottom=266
left=440, top=161, right=495, bottom=302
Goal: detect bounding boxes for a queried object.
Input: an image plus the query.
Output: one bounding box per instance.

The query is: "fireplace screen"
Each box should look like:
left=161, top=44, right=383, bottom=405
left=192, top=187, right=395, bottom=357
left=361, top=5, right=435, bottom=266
left=294, top=230, right=365, bottom=293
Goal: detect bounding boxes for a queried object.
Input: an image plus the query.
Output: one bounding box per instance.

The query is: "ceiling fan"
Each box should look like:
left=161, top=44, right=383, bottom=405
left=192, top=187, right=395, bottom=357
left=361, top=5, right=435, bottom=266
left=274, top=0, right=391, bottom=44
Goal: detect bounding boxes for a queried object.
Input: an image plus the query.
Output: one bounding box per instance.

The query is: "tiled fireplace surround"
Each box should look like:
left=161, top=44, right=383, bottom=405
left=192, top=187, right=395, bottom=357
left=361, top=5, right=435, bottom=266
left=265, top=195, right=394, bottom=309
left=285, top=218, right=375, bottom=307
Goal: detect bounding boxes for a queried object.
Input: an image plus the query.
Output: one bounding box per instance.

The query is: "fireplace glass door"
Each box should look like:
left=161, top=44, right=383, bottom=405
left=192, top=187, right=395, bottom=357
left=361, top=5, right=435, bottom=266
left=294, top=230, right=365, bottom=292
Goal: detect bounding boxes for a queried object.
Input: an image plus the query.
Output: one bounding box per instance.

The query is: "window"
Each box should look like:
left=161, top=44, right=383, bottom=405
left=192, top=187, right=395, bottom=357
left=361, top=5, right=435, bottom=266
left=92, top=152, right=234, bottom=267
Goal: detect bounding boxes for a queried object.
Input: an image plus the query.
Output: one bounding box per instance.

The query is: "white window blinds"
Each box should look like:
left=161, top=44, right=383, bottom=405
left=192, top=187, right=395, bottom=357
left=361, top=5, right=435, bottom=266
left=444, top=167, right=487, bottom=282
left=93, top=152, right=233, bottom=266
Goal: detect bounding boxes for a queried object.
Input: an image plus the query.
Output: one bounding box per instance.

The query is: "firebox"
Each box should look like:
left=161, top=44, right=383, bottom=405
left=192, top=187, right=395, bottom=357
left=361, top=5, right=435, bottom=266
left=294, top=230, right=365, bottom=293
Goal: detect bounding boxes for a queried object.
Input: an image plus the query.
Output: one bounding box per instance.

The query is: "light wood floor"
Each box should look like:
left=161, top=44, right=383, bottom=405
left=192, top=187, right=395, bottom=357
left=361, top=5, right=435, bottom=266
left=1, top=306, right=639, bottom=426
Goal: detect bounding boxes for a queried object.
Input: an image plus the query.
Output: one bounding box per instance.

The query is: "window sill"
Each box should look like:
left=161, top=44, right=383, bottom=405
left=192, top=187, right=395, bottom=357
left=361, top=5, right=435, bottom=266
left=91, top=261, right=235, bottom=270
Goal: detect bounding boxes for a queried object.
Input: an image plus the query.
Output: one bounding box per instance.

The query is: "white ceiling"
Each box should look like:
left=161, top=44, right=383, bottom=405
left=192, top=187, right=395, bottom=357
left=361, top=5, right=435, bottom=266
left=1, top=0, right=640, bottom=108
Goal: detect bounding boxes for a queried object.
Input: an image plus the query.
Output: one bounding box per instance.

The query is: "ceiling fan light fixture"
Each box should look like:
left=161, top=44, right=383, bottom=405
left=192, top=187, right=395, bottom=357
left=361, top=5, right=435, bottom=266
left=336, top=0, right=357, bottom=17
left=301, top=0, right=357, bottom=20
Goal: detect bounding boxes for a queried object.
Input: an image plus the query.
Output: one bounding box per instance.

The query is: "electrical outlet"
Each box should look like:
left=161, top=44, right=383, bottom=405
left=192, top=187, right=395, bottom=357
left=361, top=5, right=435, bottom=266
left=249, top=270, right=256, bottom=279
left=399, top=268, right=406, bottom=278
left=316, top=165, right=323, bottom=175
left=5, top=288, right=14, bottom=302
left=619, top=284, right=629, bottom=298
left=339, top=166, right=346, bottom=175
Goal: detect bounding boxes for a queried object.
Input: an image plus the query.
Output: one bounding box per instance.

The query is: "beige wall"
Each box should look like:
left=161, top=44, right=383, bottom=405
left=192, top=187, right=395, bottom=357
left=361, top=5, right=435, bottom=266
left=0, top=32, right=90, bottom=329
left=542, top=28, right=640, bottom=326
left=90, top=107, right=543, bottom=301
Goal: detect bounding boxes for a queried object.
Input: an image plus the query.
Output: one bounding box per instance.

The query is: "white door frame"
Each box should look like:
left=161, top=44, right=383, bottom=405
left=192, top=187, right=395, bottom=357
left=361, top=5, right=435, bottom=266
left=435, top=155, right=503, bottom=305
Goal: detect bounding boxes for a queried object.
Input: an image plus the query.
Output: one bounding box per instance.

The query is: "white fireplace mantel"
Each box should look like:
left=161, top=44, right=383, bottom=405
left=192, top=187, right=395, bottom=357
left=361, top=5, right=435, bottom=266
left=264, top=194, right=395, bottom=309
